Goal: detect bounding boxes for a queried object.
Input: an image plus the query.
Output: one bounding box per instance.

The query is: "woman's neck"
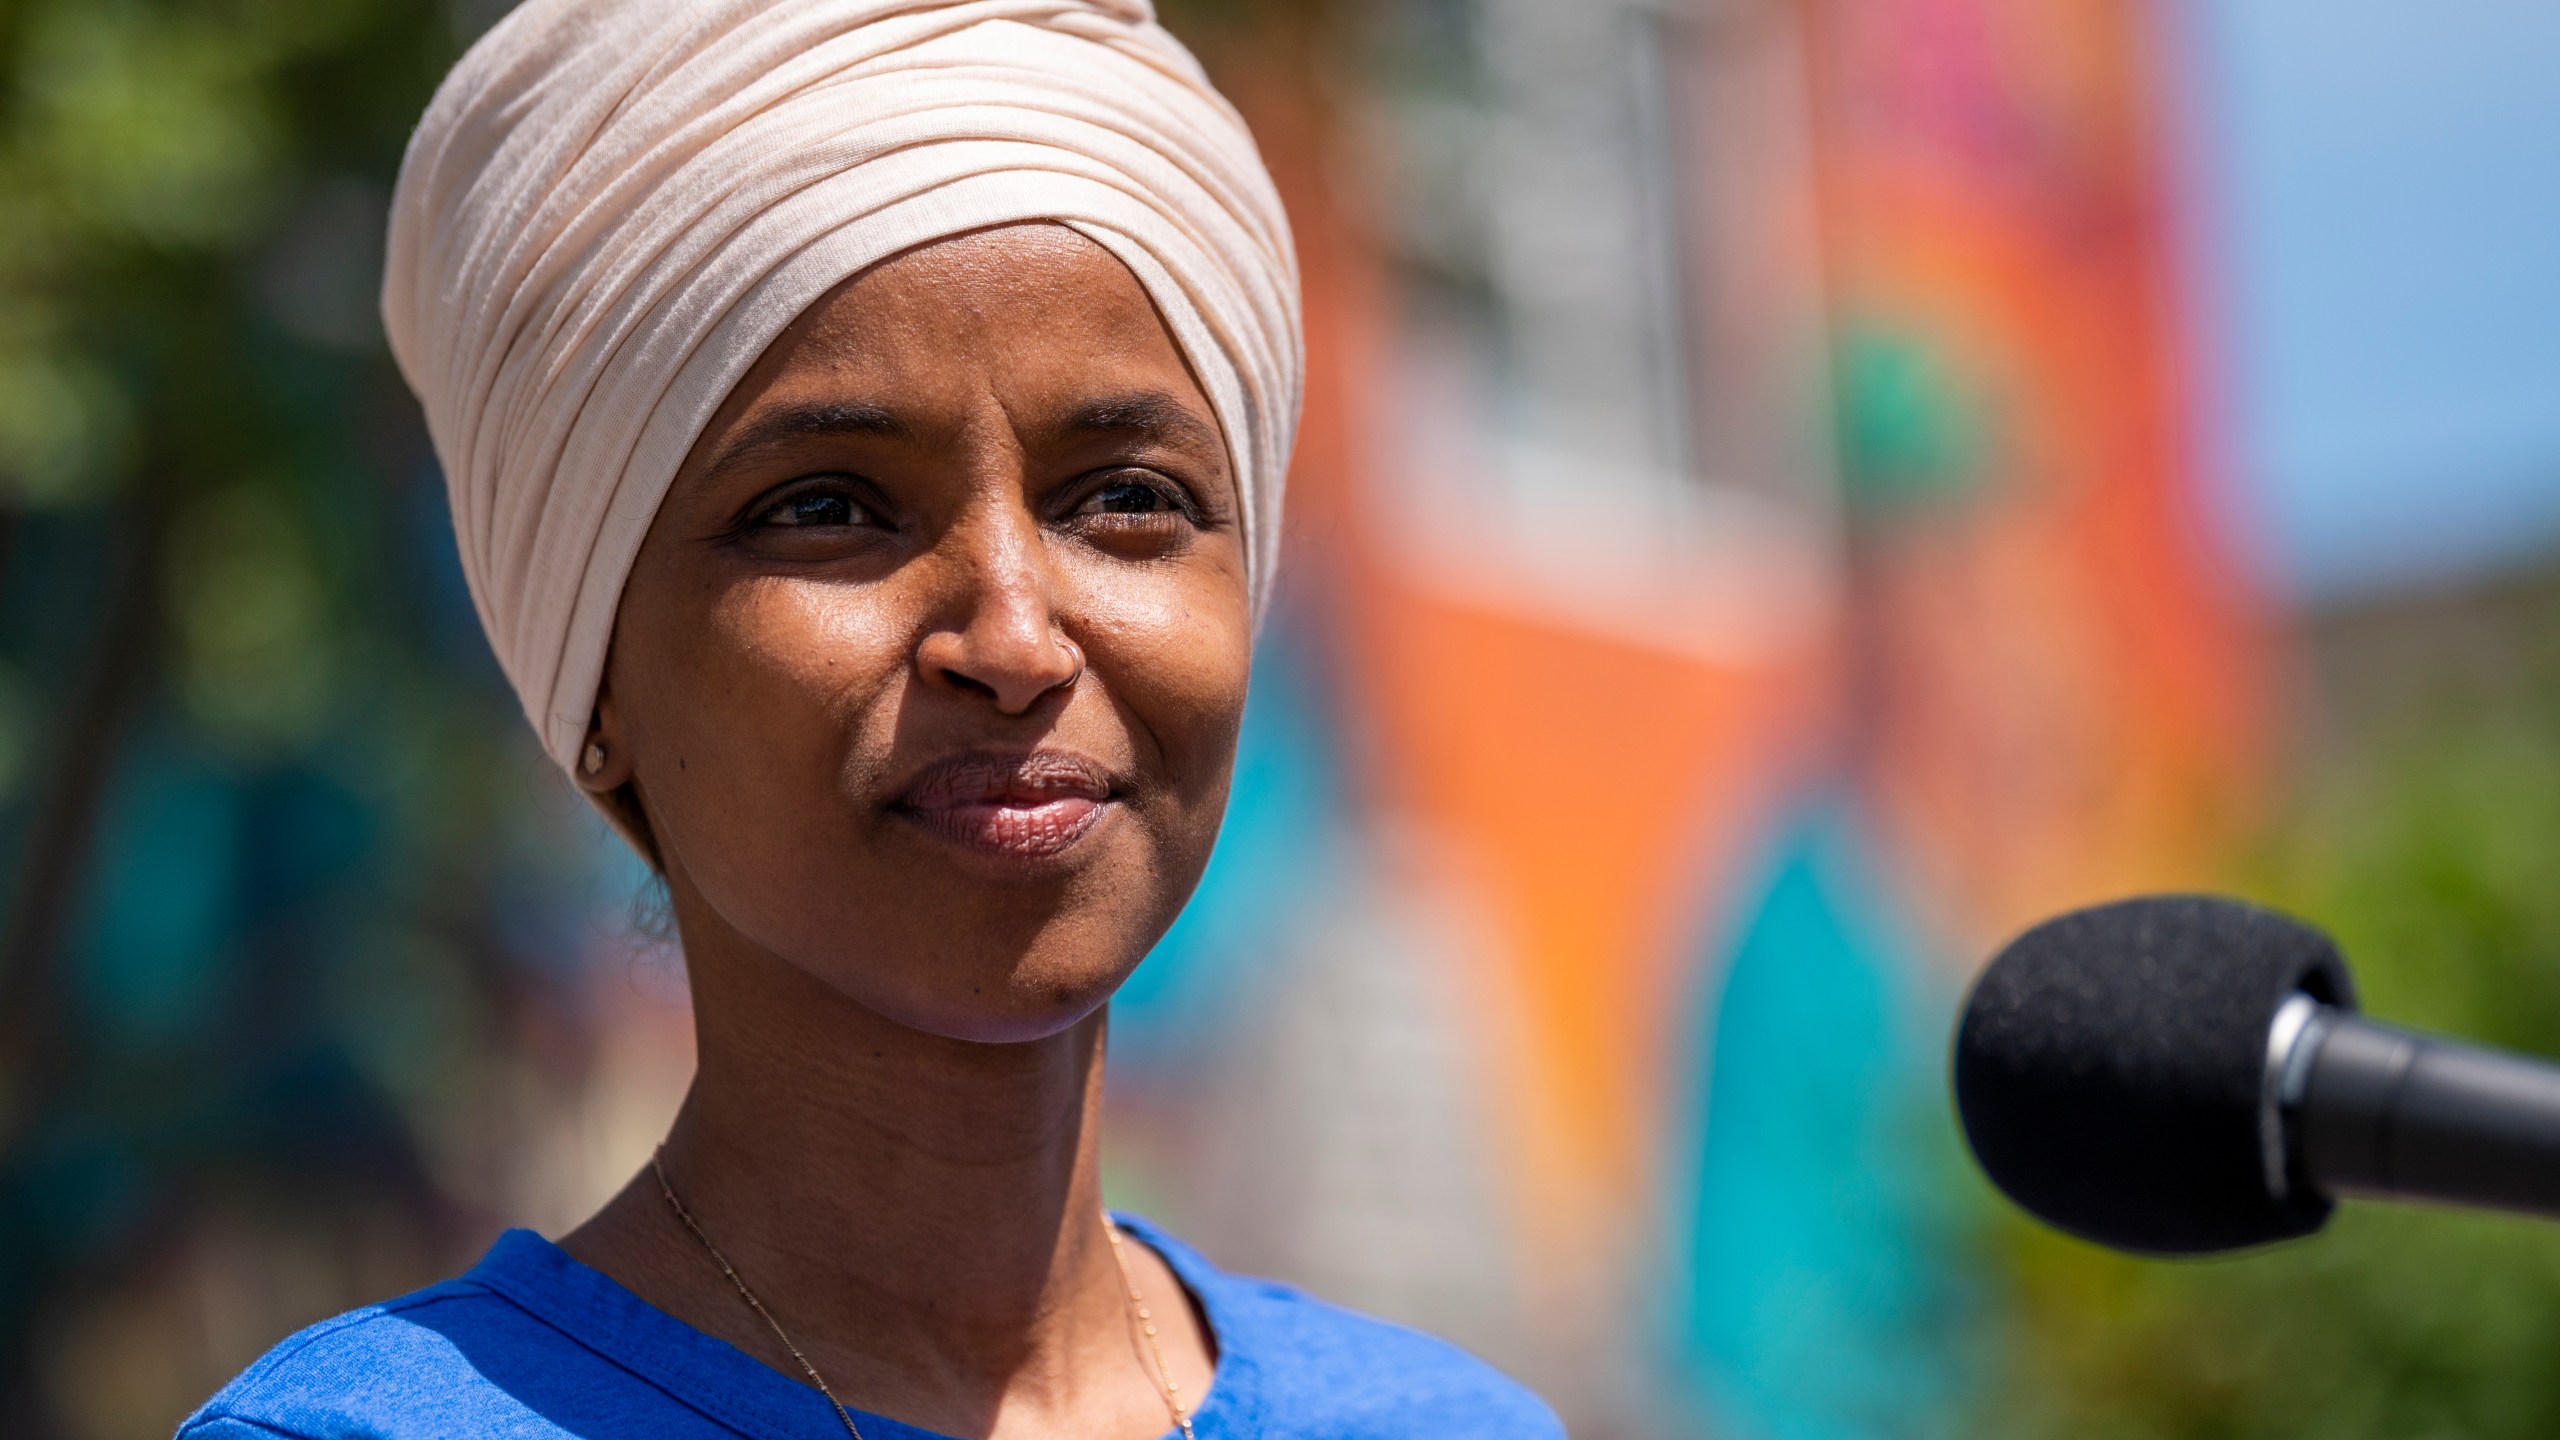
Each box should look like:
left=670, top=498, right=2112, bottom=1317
left=559, top=932, right=1208, bottom=1439
left=684, top=982, right=1110, bottom=1331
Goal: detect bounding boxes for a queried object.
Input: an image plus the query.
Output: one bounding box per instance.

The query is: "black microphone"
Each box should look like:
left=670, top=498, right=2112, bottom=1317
left=1952, top=893, right=2560, bottom=1256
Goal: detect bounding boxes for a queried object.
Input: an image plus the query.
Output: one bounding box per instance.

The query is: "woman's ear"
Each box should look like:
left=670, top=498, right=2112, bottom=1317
left=573, top=682, right=637, bottom=795
left=574, top=678, right=665, bottom=871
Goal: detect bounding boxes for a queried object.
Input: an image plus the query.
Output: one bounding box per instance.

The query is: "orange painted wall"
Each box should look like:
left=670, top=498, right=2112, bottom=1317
left=1807, top=0, right=2272, bottom=944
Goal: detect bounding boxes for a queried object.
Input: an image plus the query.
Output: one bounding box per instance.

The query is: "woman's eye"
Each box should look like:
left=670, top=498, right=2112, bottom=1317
left=759, top=487, right=867, bottom=528
left=1095, top=479, right=1167, bottom=512
left=1080, top=476, right=1182, bottom=517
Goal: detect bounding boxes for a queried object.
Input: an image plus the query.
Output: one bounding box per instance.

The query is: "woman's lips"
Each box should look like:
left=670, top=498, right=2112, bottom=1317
left=893, top=751, right=1117, bottom=861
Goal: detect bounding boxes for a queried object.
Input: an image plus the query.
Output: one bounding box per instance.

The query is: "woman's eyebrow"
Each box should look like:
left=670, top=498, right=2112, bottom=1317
left=702, top=401, right=908, bottom=477
left=1059, top=392, right=1222, bottom=457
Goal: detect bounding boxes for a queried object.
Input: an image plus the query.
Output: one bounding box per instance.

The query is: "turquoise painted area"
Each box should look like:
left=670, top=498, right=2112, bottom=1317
left=1670, top=803, right=1977, bottom=1440
left=1111, top=620, right=1342, bottom=1078
left=74, top=747, right=243, bottom=1044
left=1834, top=323, right=1990, bottom=513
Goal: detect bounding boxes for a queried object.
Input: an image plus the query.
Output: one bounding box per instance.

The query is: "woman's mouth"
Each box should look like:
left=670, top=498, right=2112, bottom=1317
left=892, top=750, right=1117, bottom=861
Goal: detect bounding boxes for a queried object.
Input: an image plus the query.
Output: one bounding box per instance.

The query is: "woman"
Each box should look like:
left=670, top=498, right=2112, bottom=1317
left=181, top=2, right=1558, bottom=1438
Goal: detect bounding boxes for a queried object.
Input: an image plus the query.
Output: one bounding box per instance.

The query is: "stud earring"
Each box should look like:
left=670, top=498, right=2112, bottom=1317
left=581, top=741, right=607, bottom=777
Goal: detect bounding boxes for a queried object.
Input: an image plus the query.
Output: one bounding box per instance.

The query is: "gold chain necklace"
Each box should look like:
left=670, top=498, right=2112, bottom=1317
left=1104, top=1217, right=1199, bottom=1440
left=651, top=1150, right=1197, bottom=1440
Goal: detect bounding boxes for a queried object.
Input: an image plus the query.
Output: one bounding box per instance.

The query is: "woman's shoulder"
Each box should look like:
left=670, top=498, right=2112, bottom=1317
left=1127, top=1220, right=1565, bottom=1440
left=1210, top=1272, right=1566, bottom=1437
left=177, top=1227, right=758, bottom=1440
left=175, top=1276, right=542, bottom=1439
left=174, top=1226, right=720, bottom=1440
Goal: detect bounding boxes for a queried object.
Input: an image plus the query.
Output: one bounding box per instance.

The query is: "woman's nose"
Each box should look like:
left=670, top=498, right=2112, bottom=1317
left=913, top=507, right=1081, bottom=715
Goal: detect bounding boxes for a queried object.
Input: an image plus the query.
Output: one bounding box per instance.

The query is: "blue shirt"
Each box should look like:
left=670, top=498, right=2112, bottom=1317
left=178, top=1216, right=1562, bottom=1439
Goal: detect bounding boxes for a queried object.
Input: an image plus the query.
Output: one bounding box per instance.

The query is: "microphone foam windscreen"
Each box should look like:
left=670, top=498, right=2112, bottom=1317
left=1953, top=894, right=2358, bottom=1256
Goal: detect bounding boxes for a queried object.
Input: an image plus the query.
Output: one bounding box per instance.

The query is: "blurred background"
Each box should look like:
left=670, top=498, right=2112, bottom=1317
left=3, top=0, right=2559, bottom=1435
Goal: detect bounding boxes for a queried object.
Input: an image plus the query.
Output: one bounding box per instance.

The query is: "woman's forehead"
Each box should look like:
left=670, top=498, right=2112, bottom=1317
left=809, top=227, right=1144, bottom=330
left=721, top=229, right=1223, bottom=445
left=794, top=232, right=1179, bottom=365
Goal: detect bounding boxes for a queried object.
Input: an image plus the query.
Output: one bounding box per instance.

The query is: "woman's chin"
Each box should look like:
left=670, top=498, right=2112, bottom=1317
left=806, top=950, right=1132, bottom=1046
left=881, top=985, right=1118, bottom=1046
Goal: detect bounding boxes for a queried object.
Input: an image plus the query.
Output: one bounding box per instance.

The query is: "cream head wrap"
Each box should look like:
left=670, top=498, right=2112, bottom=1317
left=383, top=0, right=1301, bottom=771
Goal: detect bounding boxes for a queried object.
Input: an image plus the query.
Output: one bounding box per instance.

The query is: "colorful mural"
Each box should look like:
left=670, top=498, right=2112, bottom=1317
left=1109, top=1, right=2270, bottom=1432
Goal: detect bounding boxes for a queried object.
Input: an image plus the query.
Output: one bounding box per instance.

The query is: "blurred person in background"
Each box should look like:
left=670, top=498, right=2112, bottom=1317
left=172, top=1, right=1559, bottom=1438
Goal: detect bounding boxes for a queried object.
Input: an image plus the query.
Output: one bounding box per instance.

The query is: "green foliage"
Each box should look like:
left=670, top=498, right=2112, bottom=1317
left=0, top=0, right=440, bottom=509
left=1993, top=1205, right=2560, bottom=1440
left=0, top=2, right=599, bottom=1429
left=0, top=0, right=464, bottom=769
left=1980, top=576, right=2560, bottom=1439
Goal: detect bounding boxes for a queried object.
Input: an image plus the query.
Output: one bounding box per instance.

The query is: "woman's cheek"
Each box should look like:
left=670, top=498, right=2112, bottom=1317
left=1069, top=552, right=1252, bottom=695
left=716, top=575, right=899, bottom=685
left=1102, top=598, right=1250, bottom=842
left=638, top=579, right=891, bottom=846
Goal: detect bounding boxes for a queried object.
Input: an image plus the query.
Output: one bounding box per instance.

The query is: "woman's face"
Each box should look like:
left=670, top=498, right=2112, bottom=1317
left=590, top=225, right=1251, bottom=1044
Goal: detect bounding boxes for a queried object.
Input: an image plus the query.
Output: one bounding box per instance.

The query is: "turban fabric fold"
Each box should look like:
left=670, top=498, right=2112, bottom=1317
left=384, top=0, right=1301, bottom=771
